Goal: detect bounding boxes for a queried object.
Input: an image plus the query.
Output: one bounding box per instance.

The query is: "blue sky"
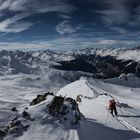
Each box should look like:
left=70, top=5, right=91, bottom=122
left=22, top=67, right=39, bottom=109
left=0, top=0, right=140, bottom=50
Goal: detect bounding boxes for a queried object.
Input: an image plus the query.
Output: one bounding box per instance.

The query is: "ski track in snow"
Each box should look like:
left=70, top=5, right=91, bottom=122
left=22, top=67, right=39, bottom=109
left=85, top=79, right=140, bottom=135
left=114, top=116, right=140, bottom=134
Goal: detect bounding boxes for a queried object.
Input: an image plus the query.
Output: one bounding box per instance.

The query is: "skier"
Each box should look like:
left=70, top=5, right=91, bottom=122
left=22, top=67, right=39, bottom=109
left=108, top=99, right=121, bottom=116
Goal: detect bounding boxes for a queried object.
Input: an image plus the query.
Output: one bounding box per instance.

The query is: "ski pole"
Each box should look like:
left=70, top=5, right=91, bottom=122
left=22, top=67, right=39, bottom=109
left=120, top=106, right=123, bottom=115
left=104, top=107, right=109, bottom=125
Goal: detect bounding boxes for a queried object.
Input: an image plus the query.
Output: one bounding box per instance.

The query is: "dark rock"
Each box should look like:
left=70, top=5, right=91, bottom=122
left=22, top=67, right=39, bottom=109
left=22, top=111, right=30, bottom=118
left=48, top=96, right=64, bottom=116
left=63, top=117, right=67, bottom=120
left=2, top=120, right=22, bottom=135
left=30, top=92, right=54, bottom=106
left=22, top=111, right=34, bottom=121
left=1, top=110, right=32, bottom=137
left=0, top=130, right=6, bottom=137
left=11, top=107, right=17, bottom=112
left=47, top=96, right=82, bottom=125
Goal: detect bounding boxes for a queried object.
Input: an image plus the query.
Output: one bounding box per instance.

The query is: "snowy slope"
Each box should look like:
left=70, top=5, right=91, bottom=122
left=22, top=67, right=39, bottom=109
left=73, top=48, right=140, bottom=61
left=105, top=73, right=140, bottom=87
left=95, top=48, right=140, bottom=62
left=57, top=78, right=140, bottom=139
left=1, top=77, right=140, bottom=140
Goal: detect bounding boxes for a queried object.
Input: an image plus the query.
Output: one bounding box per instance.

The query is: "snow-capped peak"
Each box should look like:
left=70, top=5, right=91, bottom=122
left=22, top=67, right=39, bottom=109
left=57, top=77, right=97, bottom=100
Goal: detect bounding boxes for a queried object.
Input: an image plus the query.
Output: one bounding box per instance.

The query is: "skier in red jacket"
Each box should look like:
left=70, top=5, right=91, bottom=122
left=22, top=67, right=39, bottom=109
left=109, top=99, right=121, bottom=116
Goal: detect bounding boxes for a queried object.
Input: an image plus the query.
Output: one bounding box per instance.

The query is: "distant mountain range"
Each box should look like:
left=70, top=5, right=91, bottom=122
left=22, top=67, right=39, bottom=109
left=0, top=47, right=140, bottom=79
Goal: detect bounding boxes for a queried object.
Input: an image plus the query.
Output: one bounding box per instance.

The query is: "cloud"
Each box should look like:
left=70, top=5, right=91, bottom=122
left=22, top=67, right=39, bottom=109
left=48, top=35, right=140, bottom=49
left=0, top=36, right=139, bottom=50
left=3, top=22, right=33, bottom=33
left=56, top=20, right=83, bottom=34
left=96, top=9, right=129, bottom=26
left=59, top=14, right=71, bottom=19
left=0, top=0, right=139, bottom=50
left=0, top=0, right=75, bottom=14
left=96, top=39, right=140, bottom=48
left=0, top=41, right=52, bottom=51
left=0, top=0, right=75, bottom=33
left=98, top=39, right=117, bottom=46
left=109, top=26, right=128, bottom=34
left=0, top=13, right=32, bottom=33
left=0, top=0, right=14, bottom=11
left=95, top=1, right=129, bottom=27
left=8, top=0, right=75, bottom=14
left=93, top=0, right=140, bottom=33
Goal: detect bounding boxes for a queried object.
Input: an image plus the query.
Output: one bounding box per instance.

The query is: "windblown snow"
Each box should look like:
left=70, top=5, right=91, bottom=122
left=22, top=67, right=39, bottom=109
left=0, top=75, right=140, bottom=140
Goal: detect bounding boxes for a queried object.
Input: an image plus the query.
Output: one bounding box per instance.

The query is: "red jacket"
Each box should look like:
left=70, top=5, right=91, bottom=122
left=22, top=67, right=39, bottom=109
left=109, top=100, right=117, bottom=109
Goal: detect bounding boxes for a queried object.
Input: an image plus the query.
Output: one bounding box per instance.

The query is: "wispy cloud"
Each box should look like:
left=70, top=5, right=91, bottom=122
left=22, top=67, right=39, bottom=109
left=56, top=20, right=83, bottom=34
left=0, top=0, right=75, bottom=33
left=109, top=26, right=128, bottom=34
left=4, top=22, right=33, bottom=33
left=0, top=41, right=52, bottom=50
left=98, top=39, right=117, bottom=46
left=46, top=35, right=140, bottom=49
left=8, top=0, right=75, bottom=14
left=59, top=14, right=71, bottom=19
left=0, top=0, right=75, bottom=13
left=0, top=13, right=32, bottom=33
left=92, top=0, right=140, bottom=33
left=0, top=35, right=139, bottom=50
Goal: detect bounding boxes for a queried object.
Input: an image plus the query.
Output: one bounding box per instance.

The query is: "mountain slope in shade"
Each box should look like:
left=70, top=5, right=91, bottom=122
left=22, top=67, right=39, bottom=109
left=105, top=73, right=140, bottom=87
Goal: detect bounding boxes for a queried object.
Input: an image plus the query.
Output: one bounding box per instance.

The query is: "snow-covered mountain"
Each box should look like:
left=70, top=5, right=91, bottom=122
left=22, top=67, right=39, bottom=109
left=0, top=48, right=140, bottom=140
left=0, top=48, right=140, bottom=78
left=72, top=47, right=140, bottom=62
left=0, top=77, right=140, bottom=140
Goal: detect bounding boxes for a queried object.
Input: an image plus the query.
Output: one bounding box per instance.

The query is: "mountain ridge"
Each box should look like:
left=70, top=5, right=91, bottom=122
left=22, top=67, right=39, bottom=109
left=0, top=48, right=140, bottom=79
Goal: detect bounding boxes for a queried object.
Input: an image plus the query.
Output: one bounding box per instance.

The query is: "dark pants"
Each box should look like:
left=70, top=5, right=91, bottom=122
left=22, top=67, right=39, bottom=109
left=110, top=106, right=117, bottom=116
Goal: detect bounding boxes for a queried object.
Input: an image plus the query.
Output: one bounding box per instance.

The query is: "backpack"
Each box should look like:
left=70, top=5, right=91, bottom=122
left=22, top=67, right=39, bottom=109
left=109, top=100, right=114, bottom=109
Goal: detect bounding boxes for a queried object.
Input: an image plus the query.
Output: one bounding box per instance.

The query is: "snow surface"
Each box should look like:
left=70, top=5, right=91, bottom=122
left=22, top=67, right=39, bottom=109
left=57, top=77, right=140, bottom=140
left=0, top=76, right=140, bottom=140
left=105, top=73, right=140, bottom=87
left=73, top=48, right=140, bottom=61
left=95, top=48, right=140, bottom=62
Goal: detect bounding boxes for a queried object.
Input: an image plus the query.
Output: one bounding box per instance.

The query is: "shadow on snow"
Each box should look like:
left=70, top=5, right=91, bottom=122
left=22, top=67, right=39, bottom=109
left=77, top=118, right=140, bottom=140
